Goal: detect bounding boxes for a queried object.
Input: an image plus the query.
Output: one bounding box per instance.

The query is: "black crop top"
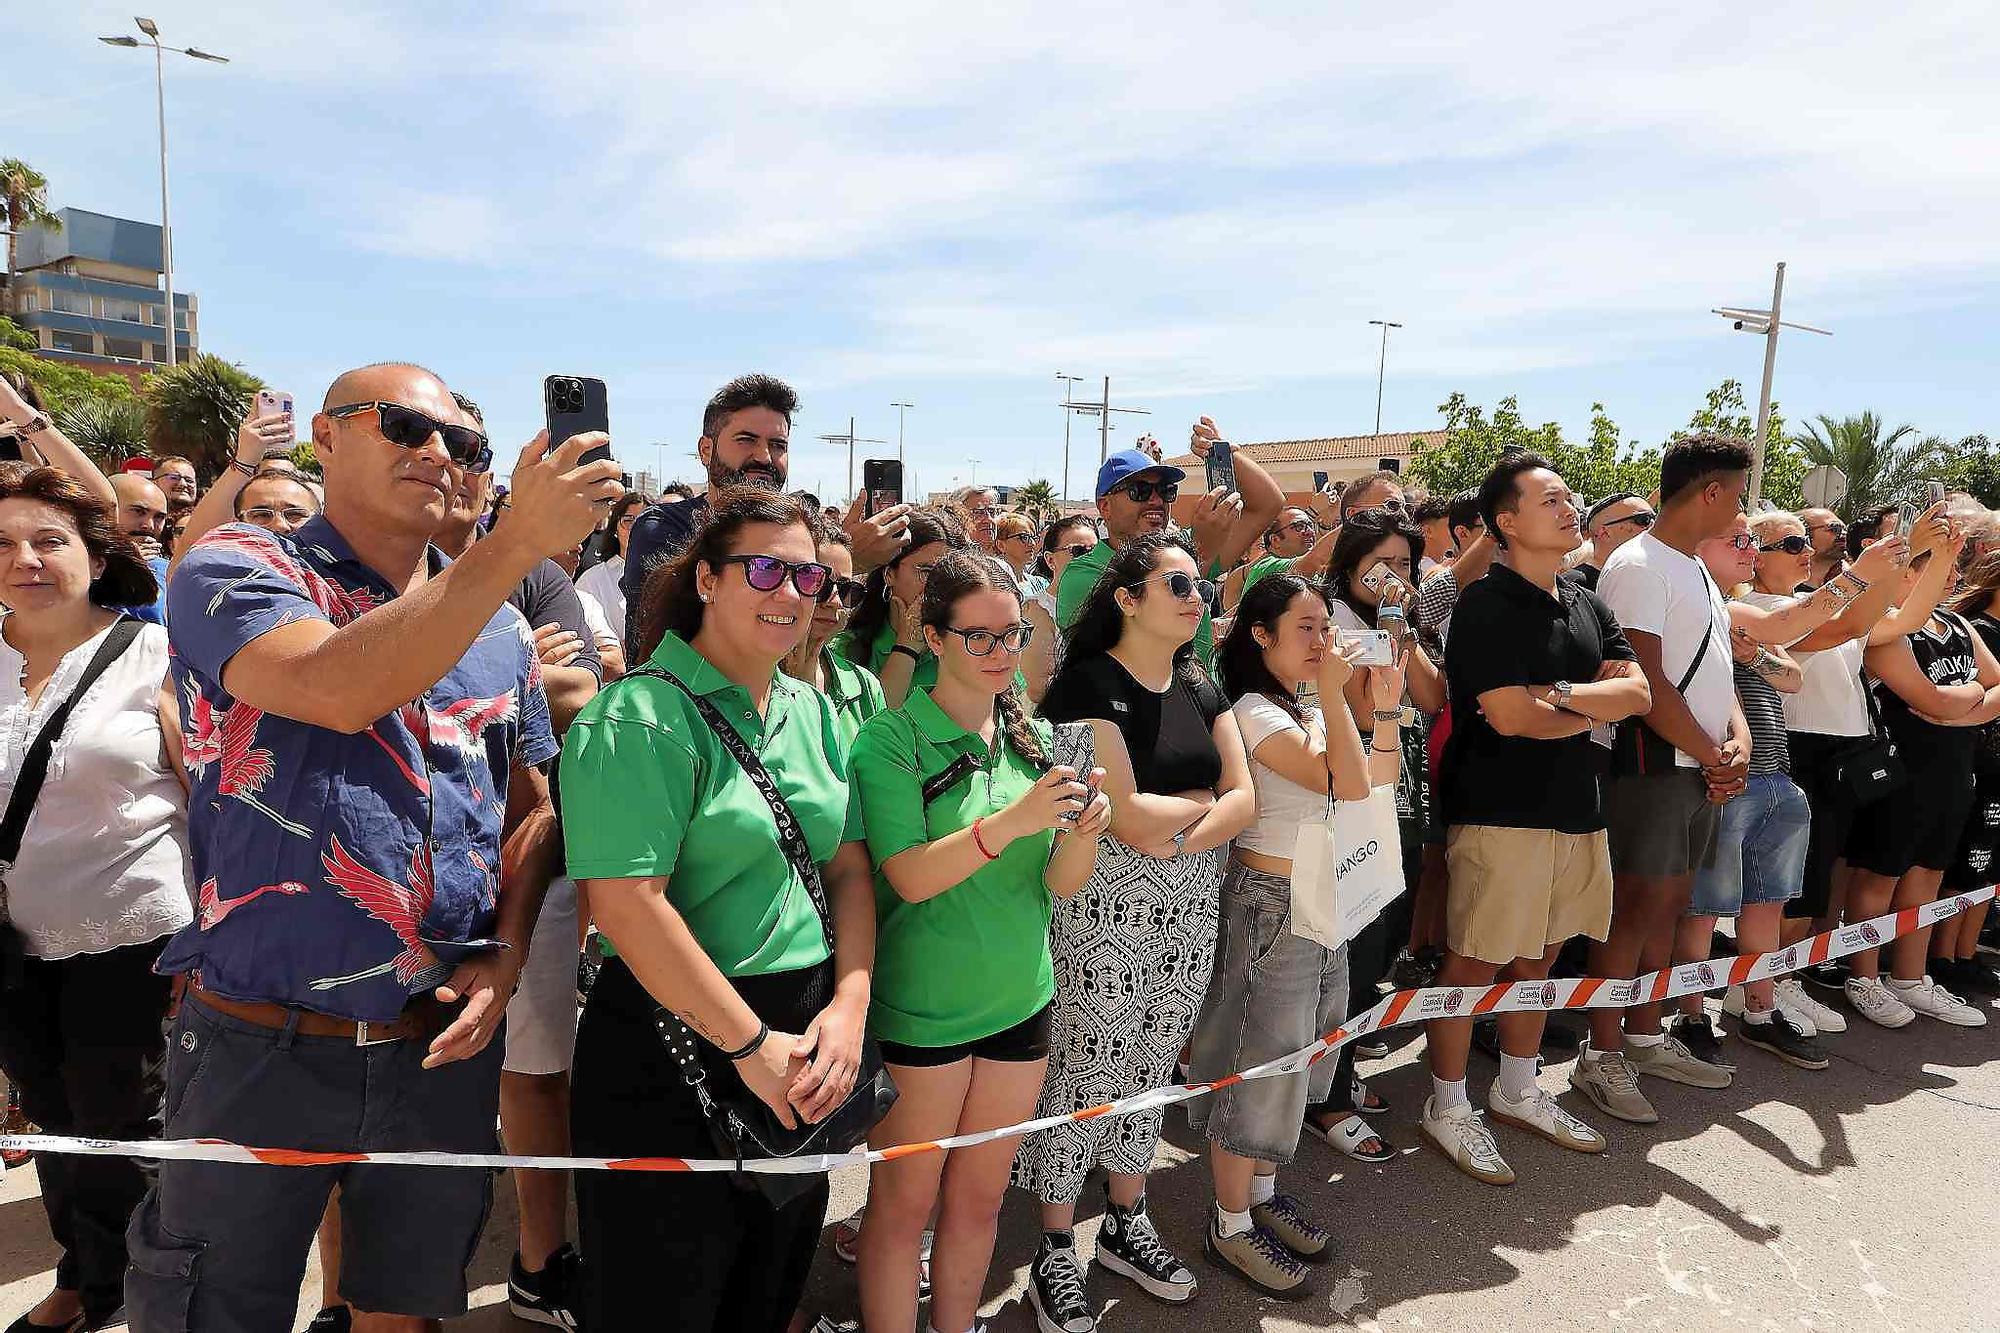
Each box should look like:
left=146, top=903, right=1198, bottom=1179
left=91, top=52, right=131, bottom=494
left=1039, top=653, right=1228, bottom=795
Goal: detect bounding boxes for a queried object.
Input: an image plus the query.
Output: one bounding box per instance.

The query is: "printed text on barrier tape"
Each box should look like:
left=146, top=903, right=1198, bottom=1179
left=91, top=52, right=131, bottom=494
left=1, top=886, right=1987, bottom=1176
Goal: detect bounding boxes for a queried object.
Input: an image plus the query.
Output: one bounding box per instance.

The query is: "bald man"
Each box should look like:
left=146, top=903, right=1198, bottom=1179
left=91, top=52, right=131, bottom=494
left=108, top=472, right=172, bottom=622
left=134, top=361, right=621, bottom=1333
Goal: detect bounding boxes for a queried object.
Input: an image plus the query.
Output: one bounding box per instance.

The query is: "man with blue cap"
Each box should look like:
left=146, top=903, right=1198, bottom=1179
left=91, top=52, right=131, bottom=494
left=1054, top=416, right=1283, bottom=663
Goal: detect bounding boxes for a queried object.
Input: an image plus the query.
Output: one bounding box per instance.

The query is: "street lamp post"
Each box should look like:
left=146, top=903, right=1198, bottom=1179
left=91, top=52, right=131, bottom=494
left=100, top=19, right=228, bottom=370
left=891, top=401, right=913, bottom=463
left=1368, top=319, right=1403, bottom=437
left=1056, top=372, right=1087, bottom=508
left=1712, top=262, right=1831, bottom=505
left=819, top=417, right=887, bottom=503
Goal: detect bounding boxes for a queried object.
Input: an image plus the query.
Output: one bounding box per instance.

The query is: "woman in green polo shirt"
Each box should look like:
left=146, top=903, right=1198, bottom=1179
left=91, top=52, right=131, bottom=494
left=560, top=487, right=878, bottom=1333
left=830, top=506, right=968, bottom=706
left=850, top=551, right=1111, bottom=1333
left=782, top=523, right=884, bottom=751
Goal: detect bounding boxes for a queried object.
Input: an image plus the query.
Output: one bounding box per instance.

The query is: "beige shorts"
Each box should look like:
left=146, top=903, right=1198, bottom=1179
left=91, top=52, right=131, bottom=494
left=1445, top=825, right=1613, bottom=966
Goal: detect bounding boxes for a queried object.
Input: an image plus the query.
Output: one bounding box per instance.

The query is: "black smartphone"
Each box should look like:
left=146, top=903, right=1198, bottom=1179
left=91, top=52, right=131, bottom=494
left=863, top=458, right=903, bottom=517
left=1205, top=440, right=1238, bottom=494
left=544, top=376, right=612, bottom=467
left=1312, top=470, right=1329, bottom=492
left=1378, top=457, right=1401, bottom=474
left=0, top=434, right=21, bottom=464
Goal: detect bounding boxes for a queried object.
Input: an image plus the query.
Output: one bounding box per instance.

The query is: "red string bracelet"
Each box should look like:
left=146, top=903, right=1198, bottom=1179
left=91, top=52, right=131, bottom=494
left=971, top=816, right=1000, bottom=861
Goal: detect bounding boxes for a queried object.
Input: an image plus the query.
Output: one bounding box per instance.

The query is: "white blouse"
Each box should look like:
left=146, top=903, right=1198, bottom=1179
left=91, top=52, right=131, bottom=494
left=0, top=619, right=193, bottom=959
left=576, top=557, right=627, bottom=648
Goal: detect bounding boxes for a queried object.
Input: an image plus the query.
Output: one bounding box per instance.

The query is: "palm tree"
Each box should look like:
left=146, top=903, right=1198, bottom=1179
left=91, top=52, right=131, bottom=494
left=1013, top=478, right=1057, bottom=523
left=54, top=396, right=149, bottom=467
left=142, top=353, right=264, bottom=480
left=1790, top=412, right=1944, bottom=521
left=1, top=159, right=59, bottom=321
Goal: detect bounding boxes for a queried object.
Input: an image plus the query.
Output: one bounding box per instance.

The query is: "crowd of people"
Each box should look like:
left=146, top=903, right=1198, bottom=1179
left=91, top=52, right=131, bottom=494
left=0, top=362, right=1993, bottom=1333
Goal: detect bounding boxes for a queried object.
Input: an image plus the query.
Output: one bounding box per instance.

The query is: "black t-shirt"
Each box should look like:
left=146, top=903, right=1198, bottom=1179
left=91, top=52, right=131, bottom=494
left=1559, top=562, right=1601, bottom=592
left=620, top=495, right=711, bottom=645
left=1040, top=653, right=1228, bottom=795
left=1876, top=611, right=1980, bottom=772
left=508, top=558, right=603, bottom=681
left=1442, top=562, right=1636, bottom=834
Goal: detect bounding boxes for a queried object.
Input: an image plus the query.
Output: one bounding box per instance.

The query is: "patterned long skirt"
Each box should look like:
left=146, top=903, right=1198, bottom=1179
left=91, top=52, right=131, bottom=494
left=1011, top=837, right=1223, bottom=1206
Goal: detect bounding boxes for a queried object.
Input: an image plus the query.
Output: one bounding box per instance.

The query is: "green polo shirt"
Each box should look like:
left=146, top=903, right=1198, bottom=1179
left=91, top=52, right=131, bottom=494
left=1055, top=539, right=1216, bottom=664
left=562, top=631, right=861, bottom=977
left=829, top=620, right=940, bottom=692
left=819, top=645, right=887, bottom=756
left=851, top=690, right=1057, bottom=1048
left=1240, top=553, right=1295, bottom=597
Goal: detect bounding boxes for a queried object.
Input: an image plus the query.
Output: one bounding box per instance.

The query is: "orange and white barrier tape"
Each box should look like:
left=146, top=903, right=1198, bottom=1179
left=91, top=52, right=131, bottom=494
left=1, top=887, right=1989, bottom=1177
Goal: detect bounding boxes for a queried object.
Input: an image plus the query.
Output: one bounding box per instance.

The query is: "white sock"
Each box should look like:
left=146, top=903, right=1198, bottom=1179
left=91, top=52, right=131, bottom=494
left=1888, top=976, right=1921, bottom=992
left=1214, top=1201, right=1254, bottom=1238
left=1431, top=1075, right=1470, bottom=1113
left=1498, top=1052, right=1540, bottom=1102
left=1248, top=1172, right=1276, bottom=1207
left=1742, top=1006, right=1775, bottom=1025
left=1627, top=1030, right=1666, bottom=1049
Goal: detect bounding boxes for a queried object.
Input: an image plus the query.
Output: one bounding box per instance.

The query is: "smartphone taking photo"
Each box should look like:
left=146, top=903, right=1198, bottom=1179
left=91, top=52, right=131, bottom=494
left=544, top=376, right=612, bottom=467
left=1205, top=440, right=1237, bottom=495
left=863, top=458, right=904, bottom=518
left=1345, top=629, right=1395, bottom=667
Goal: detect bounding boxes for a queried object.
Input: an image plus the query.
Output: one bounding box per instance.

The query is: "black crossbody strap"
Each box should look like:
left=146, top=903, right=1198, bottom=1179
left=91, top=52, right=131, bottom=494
left=1673, top=565, right=1720, bottom=696
left=626, top=667, right=834, bottom=952
left=0, top=616, right=143, bottom=870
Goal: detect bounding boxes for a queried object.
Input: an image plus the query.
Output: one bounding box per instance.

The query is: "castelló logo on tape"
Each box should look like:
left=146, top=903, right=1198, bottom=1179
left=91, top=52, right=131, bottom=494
left=1542, top=981, right=1559, bottom=1007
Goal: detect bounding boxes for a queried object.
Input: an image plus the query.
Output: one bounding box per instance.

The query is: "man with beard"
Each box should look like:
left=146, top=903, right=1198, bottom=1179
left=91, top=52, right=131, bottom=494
left=620, top=373, right=910, bottom=644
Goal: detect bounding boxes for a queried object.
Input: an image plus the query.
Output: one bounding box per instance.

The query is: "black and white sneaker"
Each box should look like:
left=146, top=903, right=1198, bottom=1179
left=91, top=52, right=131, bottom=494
left=305, top=1308, right=351, bottom=1333
left=508, top=1242, right=582, bottom=1329
left=1801, top=959, right=1851, bottom=996
left=1094, top=1193, right=1197, bottom=1303
left=1737, top=1010, right=1830, bottom=1070
left=1028, top=1231, right=1097, bottom=1333
left=1669, top=1012, right=1734, bottom=1070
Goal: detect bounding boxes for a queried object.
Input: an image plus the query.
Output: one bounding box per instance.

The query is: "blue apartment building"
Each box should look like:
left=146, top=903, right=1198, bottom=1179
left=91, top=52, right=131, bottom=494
left=9, top=207, right=196, bottom=373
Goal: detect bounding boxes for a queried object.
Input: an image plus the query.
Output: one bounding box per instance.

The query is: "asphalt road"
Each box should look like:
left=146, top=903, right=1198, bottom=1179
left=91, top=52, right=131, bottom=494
left=4, top=993, right=1995, bottom=1332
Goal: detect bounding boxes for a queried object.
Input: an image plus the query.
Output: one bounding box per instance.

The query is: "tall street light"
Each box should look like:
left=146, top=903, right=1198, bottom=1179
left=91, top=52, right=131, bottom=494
left=1056, top=372, right=1087, bottom=508
left=891, top=401, right=913, bottom=463
left=100, top=18, right=229, bottom=369
left=1712, top=261, right=1830, bottom=505
left=1368, top=319, right=1403, bottom=437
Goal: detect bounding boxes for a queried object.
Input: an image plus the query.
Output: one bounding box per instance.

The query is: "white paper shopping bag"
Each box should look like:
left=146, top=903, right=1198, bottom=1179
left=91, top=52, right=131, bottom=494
left=1289, top=785, right=1405, bottom=952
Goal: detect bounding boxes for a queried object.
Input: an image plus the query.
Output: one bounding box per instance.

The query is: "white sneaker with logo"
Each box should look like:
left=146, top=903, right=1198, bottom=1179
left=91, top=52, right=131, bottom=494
left=1776, top=977, right=1847, bottom=1034
left=1893, top=976, right=1988, bottom=1028
left=1844, top=975, right=1916, bottom=1029
left=1420, top=1096, right=1514, bottom=1185
left=1486, top=1083, right=1606, bottom=1154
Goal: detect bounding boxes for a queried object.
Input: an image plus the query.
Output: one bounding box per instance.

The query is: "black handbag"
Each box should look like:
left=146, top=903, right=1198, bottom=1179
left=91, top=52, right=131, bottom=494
left=1608, top=579, right=1718, bottom=779
left=0, top=617, right=145, bottom=990
left=1827, top=673, right=1907, bottom=805
left=628, top=668, right=898, bottom=1205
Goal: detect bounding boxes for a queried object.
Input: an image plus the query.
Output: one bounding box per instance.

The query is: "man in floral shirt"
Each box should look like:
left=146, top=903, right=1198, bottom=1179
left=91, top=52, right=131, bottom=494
left=125, top=363, right=621, bottom=1333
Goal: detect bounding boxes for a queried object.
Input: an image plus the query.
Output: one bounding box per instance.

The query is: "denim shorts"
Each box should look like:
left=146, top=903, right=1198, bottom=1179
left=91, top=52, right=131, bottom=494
left=1689, top=772, right=1810, bottom=916
left=1185, top=863, right=1347, bottom=1165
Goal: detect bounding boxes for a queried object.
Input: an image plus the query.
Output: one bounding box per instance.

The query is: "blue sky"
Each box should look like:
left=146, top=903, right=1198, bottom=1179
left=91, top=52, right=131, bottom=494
left=7, top=2, right=1996, bottom=501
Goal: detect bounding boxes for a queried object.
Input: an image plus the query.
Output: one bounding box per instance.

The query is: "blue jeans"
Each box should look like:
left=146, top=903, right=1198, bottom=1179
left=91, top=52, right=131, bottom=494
left=1689, top=772, right=1811, bottom=917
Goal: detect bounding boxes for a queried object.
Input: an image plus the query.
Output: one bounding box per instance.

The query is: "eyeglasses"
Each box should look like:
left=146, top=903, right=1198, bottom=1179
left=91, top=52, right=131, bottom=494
left=1759, top=534, right=1812, bottom=555
left=713, top=554, right=833, bottom=599
left=940, top=623, right=1034, bottom=657
left=1604, top=511, right=1656, bottom=530
left=825, top=577, right=867, bottom=607
left=1276, top=518, right=1317, bottom=538
left=1806, top=521, right=1846, bottom=537
left=1128, top=570, right=1215, bottom=603
left=1114, top=479, right=1179, bottom=505
left=1055, top=542, right=1094, bottom=558
left=325, top=401, right=492, bottom=471
left=241, top=506, right=316, bottom=526
left=967, top=505, right=998, bottom=519
left=1718, top=532, right=1757, bottom=551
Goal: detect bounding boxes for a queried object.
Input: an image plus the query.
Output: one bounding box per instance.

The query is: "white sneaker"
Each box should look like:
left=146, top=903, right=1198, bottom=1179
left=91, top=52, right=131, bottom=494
left=1486, top=1082, right=1606, bottom=1154
left=1420, top=1096, right=1514, bottom=1185
left=1844, top=975, right=1916, bottom=1029
left=1776, top=977, right=1846, bottom=1034
left=1892, top=976, right=1989, bottom=1028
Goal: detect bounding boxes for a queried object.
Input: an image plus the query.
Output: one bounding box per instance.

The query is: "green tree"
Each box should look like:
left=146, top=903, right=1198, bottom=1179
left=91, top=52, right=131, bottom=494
left=1012, top=478, right=1056, bottom=522
left=1940, top=435, right=2000, bottom=507
left=1789, top=412, right=1942, bottom=521
left=0, top=315, right=34, bottom=351
left=142, top=353, right=264, bottom=479
left=0, top=345, right=137, bottom=413
left=1406, top=394, right=1658, bottom=502
left=1672, top=379, right=1797, bottom=509
left=1, top=158, right=59, bottom=321
left=53, top=396, right=148, bottom=466
left=290, top=437, right=321, bottom=478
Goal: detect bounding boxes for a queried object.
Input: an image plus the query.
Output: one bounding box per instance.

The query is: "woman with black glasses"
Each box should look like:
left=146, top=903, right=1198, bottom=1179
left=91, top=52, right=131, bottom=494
left=852, top=551, right=1111, bottom=1333
left=1015, top=532, right=1254, bottom=1333
left=563, top=487, right=877, bottom=1331
left=783, top=524, right=883, bottom=750
left=1024, top=516, right=1098, bottom=702
left=832, top=506, right=969, bottom=706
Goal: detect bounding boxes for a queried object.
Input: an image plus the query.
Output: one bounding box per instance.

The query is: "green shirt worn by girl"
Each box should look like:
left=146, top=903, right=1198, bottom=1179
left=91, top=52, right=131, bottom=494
left=818, top=645, right=887, bottom=755
left=562, top=631, right=862, bottom=977
left=851, top=689, right=1058, bottom=1048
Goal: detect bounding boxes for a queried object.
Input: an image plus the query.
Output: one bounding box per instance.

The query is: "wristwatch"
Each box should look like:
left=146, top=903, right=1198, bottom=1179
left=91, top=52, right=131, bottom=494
left=1172, top=829, right=1188, bottom=857
left=1552, top=680, right=1575, bottom=711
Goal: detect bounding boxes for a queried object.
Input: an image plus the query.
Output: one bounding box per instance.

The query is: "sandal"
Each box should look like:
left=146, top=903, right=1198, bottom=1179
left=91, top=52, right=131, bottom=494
left=1307, top=1112, right=1394, bottom=1162
left=1351, top=1077, right=1387, bottom=1114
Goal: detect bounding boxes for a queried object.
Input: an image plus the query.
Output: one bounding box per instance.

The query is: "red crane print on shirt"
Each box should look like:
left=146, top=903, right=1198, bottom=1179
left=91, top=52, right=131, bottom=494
left=180, top=678, right=312, bottom=839
left=196, top=877, right=309, bottom=929
left=309, top=836, right=442, bottom=992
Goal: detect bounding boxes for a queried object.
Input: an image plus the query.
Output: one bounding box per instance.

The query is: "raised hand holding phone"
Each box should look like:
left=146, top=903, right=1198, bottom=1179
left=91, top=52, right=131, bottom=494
left=500, top=432, right=623, bottom=560
left=544, top=375, right=612, bottom=467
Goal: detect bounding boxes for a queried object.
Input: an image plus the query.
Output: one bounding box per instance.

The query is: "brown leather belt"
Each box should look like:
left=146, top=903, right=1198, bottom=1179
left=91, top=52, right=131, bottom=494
left=190, top=986, right=428, bottom=1046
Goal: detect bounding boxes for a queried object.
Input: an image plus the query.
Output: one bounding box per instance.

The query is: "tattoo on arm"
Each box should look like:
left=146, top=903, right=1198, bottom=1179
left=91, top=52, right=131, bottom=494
left=673, top=1008, right=731, bottom=1047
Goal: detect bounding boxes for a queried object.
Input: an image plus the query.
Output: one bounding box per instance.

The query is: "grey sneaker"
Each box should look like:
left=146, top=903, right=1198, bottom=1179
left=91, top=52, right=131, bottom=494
left=1251, top=1192, right=1332, bottom=1262
left=1626, top=1034, right=1734, bottom=1088
left=1568, top=1046, right=1659, bottom=1124
left=1203, top=1219, right=1310, bottom=1298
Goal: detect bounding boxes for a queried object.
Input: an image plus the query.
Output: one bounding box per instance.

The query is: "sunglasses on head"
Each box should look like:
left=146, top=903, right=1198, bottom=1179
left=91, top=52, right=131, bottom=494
left=714, top=553, right=833, bottom=599
left=1759, top=534, right=1811, bottom=555
left=1129, top=570, right=1215, bottom=603
left=1116, top=479, right=1179, bottom=505
left=940, top=623, right=1034, bottom=657
left=325, top=401, right=492, bottom=471
left=1604, top=510, right=1656, bottom=530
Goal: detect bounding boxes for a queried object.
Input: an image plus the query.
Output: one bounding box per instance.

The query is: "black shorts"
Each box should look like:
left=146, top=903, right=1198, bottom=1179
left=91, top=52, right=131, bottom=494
left=1846, top=755, right=1976, bottom=878
left=878, top=1003, right=1053, bottom=1068
left=1944, top=770, right=2000, bottom=890
left=1788, top=731, right=1879, bottom=919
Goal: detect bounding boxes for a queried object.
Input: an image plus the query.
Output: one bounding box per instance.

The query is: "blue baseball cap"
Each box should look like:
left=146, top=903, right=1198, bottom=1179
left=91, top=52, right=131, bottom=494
left=1095, top=449, right=1186, bottom=500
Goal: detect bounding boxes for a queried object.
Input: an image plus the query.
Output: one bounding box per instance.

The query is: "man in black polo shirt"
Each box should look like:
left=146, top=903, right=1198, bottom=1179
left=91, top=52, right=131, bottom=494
left=1420, top=453, right=1653, bottom=1186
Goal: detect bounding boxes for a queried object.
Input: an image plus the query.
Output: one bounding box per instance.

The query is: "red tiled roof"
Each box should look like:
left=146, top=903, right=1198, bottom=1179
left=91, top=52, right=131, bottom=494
left=1163, top=430, right=1442, bottom=468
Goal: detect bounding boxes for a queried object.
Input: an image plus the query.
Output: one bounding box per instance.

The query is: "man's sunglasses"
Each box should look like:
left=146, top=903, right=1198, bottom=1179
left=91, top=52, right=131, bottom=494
left=1806, top=521, right=1846, bottom=538
left=940, top=623, right=1034, bottom=657
left=1115, top=479, right=1179, bottom=505
left=1604, top=511, right=1656, bottom=530
left=714, top=554, right=833, bottom=599
left=1718, top=532, right=1757, bottom=551
left=1055, top=542, right=1094, bottom=558
left=1128, top=570, right=1215, bottom=603
left=825, top=577, right=867, bottom=607
left=1759, top=534, right=1812, bottom=555
left=325, top=401, right=492, bottom=471
left=1275, top=517, right=1317, bottom=538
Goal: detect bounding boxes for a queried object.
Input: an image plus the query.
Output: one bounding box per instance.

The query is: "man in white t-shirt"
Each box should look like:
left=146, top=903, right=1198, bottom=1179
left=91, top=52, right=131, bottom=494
left=1573, top=434, right=1753, bottom=1123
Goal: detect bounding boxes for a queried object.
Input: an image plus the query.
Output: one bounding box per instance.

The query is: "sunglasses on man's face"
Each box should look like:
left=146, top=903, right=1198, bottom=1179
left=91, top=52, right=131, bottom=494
left=941, top=623, right=1034, bottom=657
left=1129, top=570, right=1215, bottom=604
left=714, top=553, right=833, bottom=599
left=1277, top=518, right=1317, bottom=537
left=825, top=577, right=867, bottom=607
left=1116, top=479, right=1179, bottom=505
left=325, top=401, right=492, bottom=471
left=1604, top=510, right=1656, bottom=530
left=1055, top=542, right=1094, bottom=558
left=1806, top=521, right=1846, bottom=538
left=1759, top=534, right=1812, bottom=555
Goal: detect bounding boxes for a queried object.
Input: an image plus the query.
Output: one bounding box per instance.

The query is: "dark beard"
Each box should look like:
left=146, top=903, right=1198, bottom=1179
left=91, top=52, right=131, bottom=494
left=712, top=462, right=784, bottom=491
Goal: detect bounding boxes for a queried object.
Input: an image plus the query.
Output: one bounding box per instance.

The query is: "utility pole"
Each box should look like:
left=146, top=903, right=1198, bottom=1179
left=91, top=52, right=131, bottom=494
left=1712, top=263, right=1830, bottom=505
left=819, top=416, right=886, bottom=503
left=1059, top=377, right=1151, bottom=472
left=1368, top=319, right=1403, bottom=437
left=891, top=401, right=913, bottom=463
